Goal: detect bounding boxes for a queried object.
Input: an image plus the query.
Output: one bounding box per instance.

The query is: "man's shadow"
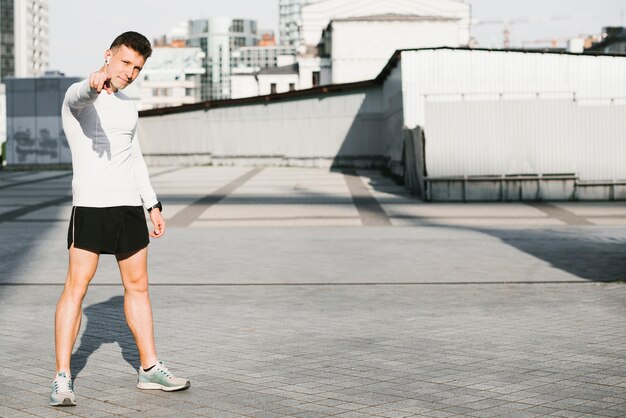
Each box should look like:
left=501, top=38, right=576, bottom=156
left=73, top=106, right=112, bottom=161
left=71, top=295, right=140, bottom=379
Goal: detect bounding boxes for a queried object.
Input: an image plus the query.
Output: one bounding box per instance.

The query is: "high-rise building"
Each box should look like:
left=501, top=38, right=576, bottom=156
left=0, top=0, right=16, bottom=81
left=0, top=0, right=48, bottom=80
left=1, top=0, right=48, bottom=159
left=123, top=47, right=206, bottom=111
left=187, top=17, right=259, bottom=101
left=14, top=0, right=48, bottom=77
left=278, top=0, right=321, bottom=47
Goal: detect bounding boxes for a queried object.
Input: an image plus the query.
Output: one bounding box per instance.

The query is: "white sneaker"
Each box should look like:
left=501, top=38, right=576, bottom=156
left=137, top=361, right=190, bottom=392
left=50, top=371, right=76, bottom=406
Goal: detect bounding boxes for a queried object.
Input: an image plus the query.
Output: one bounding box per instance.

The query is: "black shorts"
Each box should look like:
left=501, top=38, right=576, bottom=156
left=67, top=206, right=150, bottom=255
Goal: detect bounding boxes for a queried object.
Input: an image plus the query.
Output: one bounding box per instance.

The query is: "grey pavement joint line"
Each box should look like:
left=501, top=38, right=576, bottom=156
left=2, top=219, right=67, bottom=222
left=0, top=171, right=38, bottom=180
left=343, top=170, right=392, bottom=226
left=526, top=202, right=593, bottom=226
left=0, top=172, right=71, bottom=190
left=0, top=195, right=72, bottom=223
left=168, top=167, right=264, bottom=227
left=1, top=280, right=602, bottom=286
left=195, top=216, right=360, bottom=221
left=150, top=166, right=187, bottom=178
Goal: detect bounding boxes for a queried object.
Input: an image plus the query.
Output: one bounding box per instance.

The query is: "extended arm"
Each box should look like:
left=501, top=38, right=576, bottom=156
left=64, top=80, right=99, bottom=110
left=64, top=69, right=114, bottom=110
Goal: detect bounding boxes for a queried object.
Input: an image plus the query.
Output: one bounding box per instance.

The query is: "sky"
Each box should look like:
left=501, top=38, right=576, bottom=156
left=49, top=0, right=625, bottom=77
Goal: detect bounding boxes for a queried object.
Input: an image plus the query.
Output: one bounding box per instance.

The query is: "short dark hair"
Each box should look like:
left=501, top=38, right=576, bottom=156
left=110, top=31, right=152, bottom=59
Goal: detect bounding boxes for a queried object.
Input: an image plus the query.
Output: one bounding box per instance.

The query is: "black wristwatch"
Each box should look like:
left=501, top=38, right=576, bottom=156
left=147, top=201, right=162, bottom=213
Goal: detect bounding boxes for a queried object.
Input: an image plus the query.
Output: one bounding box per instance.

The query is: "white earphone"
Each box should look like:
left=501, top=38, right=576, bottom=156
left=106, top=57, right=110, bottom=64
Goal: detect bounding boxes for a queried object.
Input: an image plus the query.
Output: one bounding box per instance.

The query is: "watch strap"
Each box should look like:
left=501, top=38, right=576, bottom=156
left=148, top=201, right=162, bottom=213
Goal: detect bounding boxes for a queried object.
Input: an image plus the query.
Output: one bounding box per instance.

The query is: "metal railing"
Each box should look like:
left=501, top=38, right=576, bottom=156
left=424, top=174, right=578, bottom=202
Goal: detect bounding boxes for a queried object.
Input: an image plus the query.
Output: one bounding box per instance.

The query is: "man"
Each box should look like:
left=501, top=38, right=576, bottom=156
left=51, top=32, right=189, bottom=407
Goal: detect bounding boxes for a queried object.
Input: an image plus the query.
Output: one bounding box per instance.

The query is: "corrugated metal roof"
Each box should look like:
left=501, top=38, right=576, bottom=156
left=139, top=79, right=377, bottom=117
left=331, top=14, right=460, bottom=22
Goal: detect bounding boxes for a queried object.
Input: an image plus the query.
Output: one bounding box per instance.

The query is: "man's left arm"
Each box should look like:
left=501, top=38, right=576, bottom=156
left=130, top=130, right=165, bottom=238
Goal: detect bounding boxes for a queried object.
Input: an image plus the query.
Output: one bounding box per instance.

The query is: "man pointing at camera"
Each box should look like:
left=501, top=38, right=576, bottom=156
left=51, top=31, right=189, bottom=407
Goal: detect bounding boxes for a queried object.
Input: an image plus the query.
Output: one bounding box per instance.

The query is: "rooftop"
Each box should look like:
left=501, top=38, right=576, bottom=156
left=258, top=63, right=299, bottom=75
left=140, top=47, right=626, bottom=118
left=1, top=167, right=626, bottom=416
left=332, top=13, right=460, bottom=22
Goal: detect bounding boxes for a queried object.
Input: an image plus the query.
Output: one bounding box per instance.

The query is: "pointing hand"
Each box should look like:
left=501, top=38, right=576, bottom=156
left=89, top=70, right=113, bottom=94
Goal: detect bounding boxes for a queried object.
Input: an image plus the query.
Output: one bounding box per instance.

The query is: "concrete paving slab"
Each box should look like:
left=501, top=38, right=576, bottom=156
left=0, top=166, right=625, bottom=417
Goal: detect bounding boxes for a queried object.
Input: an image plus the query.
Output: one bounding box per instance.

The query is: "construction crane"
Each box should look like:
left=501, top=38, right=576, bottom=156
left=521, top=38, right=570, bottom=49
left=472, top=15, right=573, bottom=48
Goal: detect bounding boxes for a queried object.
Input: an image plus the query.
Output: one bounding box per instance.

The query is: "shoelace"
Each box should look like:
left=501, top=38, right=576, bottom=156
left=53, top=376, right=73, bottom=394
left=156, top=364, right=174, bottom=379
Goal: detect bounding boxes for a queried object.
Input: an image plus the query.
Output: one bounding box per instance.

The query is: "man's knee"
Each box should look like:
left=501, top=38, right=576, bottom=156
left=64, top=274, right=91, bottom=301
left=123, top=274, right=149, bottom=293
left=66, top=246, right=98, bottom=299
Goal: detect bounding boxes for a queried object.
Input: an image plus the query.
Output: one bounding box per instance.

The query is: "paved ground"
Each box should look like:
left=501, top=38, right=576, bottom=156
left=0, top=167, right=625, bottom=417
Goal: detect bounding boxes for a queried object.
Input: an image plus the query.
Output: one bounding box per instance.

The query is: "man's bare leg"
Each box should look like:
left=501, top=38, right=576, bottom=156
left=116, top=247, right=158, bottom=369
left=117, top=246, right=190, bottom=391
left=55, top=245, right=100, bottom=373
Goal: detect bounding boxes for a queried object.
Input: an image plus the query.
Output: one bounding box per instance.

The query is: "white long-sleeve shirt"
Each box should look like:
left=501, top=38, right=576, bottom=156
left=62, top=80, right=158, bottom=209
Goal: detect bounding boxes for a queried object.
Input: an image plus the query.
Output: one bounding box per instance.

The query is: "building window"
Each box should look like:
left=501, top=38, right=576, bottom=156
left=152, top=88, right=170, bottom=97
left=233, top=37, right=246, bottom=47
left=230, top=19, right=244, bottom=33
left=289, top=83, right=295, bottom=91
left=270, top=83, right=277, bottom=94
left=312, top=71, right=320, bottom=87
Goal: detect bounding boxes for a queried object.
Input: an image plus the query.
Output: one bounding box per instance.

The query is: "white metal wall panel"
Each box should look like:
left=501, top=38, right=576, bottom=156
left=401, top=49, right=626, bottom=181
left=331, top=20, right=463, bottom=84
left=402, top=49, right=626, bottom=129
left=424, top=98, right=626, bottom=180
left=137, top=112, right=211, bottom=155
left=138, top=87, right=386, bottom=163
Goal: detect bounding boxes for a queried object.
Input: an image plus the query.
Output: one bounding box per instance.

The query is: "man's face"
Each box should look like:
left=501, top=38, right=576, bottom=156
left=105, top=45, right=146, bottom=91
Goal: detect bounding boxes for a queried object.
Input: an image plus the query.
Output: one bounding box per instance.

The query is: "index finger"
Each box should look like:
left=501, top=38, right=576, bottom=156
left=95, top=75, right=106, bottom=93
left=104, top=79, right=113, bottom=94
